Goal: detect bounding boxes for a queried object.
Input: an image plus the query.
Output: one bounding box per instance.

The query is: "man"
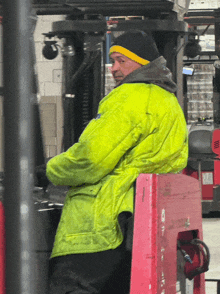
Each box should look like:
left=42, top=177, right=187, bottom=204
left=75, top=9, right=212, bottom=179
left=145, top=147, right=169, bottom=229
left=47, top=30, right=188, bottom=294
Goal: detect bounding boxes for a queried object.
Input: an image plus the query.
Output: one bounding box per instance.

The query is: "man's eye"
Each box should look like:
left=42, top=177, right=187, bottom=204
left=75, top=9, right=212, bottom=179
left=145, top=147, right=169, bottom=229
left=119, top=60, right=125, bottom=63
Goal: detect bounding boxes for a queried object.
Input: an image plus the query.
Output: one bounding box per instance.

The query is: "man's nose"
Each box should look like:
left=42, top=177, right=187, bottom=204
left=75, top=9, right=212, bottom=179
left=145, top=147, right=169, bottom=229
left=111, top=61, right=120, bottom=72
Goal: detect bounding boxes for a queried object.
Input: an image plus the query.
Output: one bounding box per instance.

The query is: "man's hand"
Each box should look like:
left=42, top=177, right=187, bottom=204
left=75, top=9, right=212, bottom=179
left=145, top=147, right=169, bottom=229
left=35, top=164, right=50, bottom=191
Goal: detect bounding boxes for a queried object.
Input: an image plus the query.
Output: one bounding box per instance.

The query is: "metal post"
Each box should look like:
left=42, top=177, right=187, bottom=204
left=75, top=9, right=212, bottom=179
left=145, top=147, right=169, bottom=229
left=3, top=0, right=35, bottom=294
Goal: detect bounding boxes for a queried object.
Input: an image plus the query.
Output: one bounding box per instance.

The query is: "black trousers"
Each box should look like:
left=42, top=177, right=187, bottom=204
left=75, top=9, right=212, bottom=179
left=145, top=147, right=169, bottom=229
left=49, top=212, right=133, bottom=294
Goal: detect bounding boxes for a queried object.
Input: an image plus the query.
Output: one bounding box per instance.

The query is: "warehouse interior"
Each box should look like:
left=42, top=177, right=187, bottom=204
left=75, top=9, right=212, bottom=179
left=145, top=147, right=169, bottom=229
left=1, top=1, right=220, bottom=294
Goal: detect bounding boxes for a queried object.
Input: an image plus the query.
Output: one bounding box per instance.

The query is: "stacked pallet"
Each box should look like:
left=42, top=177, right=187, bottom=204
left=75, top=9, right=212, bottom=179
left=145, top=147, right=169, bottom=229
left=187, top=64, right=215, bottom=123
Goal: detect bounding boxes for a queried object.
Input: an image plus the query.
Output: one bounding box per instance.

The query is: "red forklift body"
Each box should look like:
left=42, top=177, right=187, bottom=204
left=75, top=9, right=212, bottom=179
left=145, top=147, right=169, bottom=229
left=130, top=174, right=205, bottom=294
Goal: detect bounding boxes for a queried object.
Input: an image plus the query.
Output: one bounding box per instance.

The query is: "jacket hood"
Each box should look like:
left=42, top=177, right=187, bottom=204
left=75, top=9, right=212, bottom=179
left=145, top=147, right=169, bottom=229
left=118, top=56, right=177, bottom=93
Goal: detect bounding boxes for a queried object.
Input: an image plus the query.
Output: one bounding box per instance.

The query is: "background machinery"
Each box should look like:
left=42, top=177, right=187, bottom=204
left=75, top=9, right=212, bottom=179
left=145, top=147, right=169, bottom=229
left=183, top=10, right=220, bottom=214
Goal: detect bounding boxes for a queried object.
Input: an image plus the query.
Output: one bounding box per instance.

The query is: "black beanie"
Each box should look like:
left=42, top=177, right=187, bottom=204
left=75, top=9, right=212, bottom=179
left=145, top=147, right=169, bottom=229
left=109, top=30, right=160, bottom=65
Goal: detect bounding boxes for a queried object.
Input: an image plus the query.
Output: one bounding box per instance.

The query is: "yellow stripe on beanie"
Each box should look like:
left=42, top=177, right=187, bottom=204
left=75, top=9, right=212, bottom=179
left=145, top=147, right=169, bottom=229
left=109, top=45, right=150, bottom=66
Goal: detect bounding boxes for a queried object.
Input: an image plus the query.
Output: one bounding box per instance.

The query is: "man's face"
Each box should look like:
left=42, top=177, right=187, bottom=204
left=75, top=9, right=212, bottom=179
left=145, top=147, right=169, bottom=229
left=110, top=52, right=142, bottom=86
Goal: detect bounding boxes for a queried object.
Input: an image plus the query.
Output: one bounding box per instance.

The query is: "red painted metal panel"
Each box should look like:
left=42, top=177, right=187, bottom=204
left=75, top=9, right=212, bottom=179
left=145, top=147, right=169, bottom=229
left=0, top=202, right=5, bottom=294
left=214, top=160, right=220, bottom=185
left=130, top=174, right=158, bottom=294
left=202, top=185, right=213, bottom=200
left=130, top=174, right=205, bottom=294
left=212, top=129, right=220, bottom=157
left=184, top=169, right=215, bottom=200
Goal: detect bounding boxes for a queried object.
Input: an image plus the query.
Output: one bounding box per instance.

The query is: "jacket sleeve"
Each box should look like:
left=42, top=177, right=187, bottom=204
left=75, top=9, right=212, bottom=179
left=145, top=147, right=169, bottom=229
left=46, top=101, right=143, bottom=187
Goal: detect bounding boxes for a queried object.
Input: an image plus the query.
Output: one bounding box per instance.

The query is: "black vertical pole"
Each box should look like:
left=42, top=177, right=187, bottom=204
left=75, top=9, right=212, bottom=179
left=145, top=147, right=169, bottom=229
left=217, top=281, right=220, bottom=294
left=3, top=0, right=35, bottom=294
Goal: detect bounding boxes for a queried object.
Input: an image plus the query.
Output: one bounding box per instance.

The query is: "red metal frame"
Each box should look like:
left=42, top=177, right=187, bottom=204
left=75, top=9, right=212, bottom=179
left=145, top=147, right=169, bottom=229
left=130, top=173, right=205, bottom=294
left=214, top=161, right=220, bottom=185
left=183, top=167, right=218, bottom=202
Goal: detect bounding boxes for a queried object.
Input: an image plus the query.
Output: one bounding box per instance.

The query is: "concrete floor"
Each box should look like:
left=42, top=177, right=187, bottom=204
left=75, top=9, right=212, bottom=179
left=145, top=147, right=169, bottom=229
left=203, top=215, right=220, bottom=294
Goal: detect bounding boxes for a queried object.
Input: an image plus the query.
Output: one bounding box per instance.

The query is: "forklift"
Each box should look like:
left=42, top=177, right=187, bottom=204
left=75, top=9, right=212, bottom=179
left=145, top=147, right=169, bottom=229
left=183, top=10, right=220, bottom=215
left=0, top=0, right=217, bottom=293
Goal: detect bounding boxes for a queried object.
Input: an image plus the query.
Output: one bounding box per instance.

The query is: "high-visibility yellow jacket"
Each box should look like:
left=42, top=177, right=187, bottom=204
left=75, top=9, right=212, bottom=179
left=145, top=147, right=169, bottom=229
left=46, top=57, right=188, bottom=257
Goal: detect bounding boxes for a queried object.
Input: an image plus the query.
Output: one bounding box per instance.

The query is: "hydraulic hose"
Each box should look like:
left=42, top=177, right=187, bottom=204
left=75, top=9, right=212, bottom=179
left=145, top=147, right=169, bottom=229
left=177, top=238, right=210, bottom=280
